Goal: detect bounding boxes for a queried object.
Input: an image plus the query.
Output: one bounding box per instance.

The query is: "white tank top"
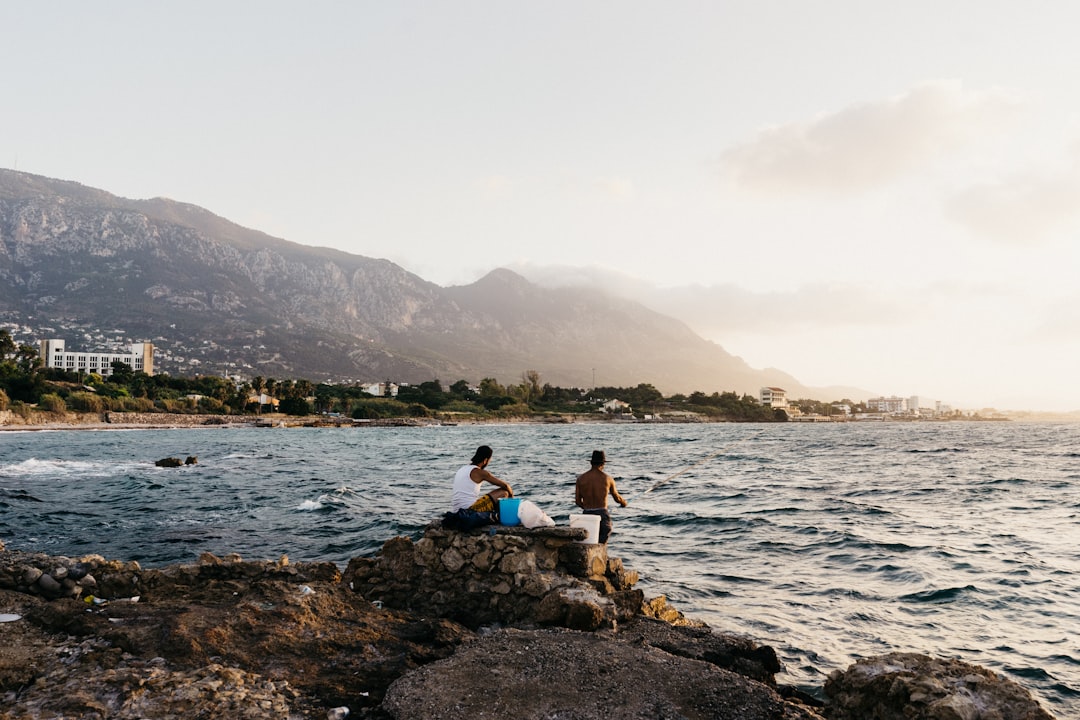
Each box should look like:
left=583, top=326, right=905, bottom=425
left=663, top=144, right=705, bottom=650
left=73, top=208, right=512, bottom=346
left=451, top=464, right=481, bottom=511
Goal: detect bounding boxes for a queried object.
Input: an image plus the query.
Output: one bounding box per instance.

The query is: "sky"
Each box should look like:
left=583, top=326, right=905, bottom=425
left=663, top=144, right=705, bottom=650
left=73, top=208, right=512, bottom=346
left=3, top=2, right=1080, bottom=412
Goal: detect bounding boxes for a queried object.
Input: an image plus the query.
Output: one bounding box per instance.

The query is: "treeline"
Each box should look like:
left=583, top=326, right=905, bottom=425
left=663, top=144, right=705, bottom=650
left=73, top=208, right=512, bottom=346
left=0, top=331, right=797, bottom=421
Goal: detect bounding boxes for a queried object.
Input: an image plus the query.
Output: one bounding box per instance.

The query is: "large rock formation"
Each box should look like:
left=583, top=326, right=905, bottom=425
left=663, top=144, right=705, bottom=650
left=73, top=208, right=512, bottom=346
left=0, top=533, right=1058, bottom=719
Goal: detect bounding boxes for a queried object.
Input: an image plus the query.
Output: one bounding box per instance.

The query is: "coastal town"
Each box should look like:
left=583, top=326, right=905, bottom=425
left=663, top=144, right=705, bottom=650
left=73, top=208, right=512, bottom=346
left=0, top=320, right=1020, bottom=424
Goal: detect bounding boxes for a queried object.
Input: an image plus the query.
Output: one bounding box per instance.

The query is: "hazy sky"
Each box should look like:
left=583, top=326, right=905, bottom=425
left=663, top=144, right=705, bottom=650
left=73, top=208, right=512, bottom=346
left=4, top=3, right=1080, bottom=411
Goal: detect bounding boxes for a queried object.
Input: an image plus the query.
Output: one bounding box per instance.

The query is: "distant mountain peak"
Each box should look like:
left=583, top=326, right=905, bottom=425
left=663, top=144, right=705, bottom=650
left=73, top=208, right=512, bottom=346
left=0, top=168, right=833, bottom=398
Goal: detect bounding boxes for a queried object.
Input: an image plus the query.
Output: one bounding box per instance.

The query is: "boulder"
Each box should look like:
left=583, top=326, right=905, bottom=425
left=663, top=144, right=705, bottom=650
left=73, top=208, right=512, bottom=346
left=825, top=652, right=1055, bottom=720
left=382, top=627, right=824, bottom=720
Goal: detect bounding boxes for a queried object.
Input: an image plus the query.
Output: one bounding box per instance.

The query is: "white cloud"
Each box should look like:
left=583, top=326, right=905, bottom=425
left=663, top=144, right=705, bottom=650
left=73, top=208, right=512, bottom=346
left=721, top=81, right=1020, bottom=193
left=944, top=167, right=1080, bottom=245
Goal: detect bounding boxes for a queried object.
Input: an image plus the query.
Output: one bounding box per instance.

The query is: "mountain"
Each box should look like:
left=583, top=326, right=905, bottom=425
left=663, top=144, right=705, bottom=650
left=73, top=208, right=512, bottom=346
left=0, top=168, right=863, bottom=400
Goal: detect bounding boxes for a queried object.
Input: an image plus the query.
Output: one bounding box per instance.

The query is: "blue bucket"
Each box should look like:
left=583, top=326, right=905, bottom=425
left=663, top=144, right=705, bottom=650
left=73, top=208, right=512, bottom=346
left=499, top=498, right=522, bottom=526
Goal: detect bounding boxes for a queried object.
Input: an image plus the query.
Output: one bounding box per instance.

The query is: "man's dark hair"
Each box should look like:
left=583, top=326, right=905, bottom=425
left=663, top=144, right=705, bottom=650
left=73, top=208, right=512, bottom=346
left=471, top=445, right=493, bottom=465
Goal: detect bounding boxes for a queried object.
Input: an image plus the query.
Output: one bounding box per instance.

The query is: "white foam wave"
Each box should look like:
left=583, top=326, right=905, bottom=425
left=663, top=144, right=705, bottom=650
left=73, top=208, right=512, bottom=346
left=297, top=499, right=323, bottom=511
left=0, top=458, right=134, bottom=479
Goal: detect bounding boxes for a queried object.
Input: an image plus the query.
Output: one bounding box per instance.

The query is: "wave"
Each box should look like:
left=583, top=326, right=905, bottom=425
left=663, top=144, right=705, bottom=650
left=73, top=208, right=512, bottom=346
left=899, top=585, right=979, bottom=604
left=905, top=447, right=969, bottom=454
left=0, top=488, right=43, bottom=502
left=0, top=457, right=142, bottom=479
left=1006, top=665, right=1054, bottom=681
left=296, top=486, right=361, bottom=512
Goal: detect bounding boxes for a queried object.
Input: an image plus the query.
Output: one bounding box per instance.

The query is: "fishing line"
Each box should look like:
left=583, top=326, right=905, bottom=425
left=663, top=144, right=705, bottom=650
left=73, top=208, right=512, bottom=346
left=624, top=429, right=764, bottom=503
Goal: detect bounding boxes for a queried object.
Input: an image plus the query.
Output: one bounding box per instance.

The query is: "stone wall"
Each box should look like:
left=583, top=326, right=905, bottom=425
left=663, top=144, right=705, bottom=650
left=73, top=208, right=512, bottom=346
left=343, top=522, right=686, bottom=631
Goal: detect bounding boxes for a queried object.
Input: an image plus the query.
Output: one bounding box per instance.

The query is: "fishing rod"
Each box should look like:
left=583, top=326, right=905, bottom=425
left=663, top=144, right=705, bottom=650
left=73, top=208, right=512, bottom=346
left=624, top=429, right=764, bottom=503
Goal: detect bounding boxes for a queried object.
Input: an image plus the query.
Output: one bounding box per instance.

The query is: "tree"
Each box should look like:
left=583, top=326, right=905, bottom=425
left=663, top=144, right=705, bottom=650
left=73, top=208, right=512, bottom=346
left=449, top=380, right=475, bottom=400
left=294, top=379, right=314, bottom=400
left=521, top=370, right=542, bottom=404
left=279, top=396, right=312, bottom=416
left=478, top=377, right=505, bottom=397
left=0, top=330, right=15, bottom=362
left=108, top=361, right=135, bottom=385
left=15, top=344, right=41, bottom=375
left=251, top=376, right=265, bottom=414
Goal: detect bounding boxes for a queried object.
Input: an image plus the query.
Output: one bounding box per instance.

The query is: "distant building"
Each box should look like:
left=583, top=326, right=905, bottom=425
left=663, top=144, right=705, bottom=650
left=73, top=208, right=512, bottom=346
left=867, top=396, right=908, bottom=414
left=248, top=392, right=279, bottom=410
left=601, top=399, right=632, bottom=414
left=360, top=382, right=398, bottom=397
left=39, top=339, right=154, bottom=377
left=760, top=387, right=788, bottom=409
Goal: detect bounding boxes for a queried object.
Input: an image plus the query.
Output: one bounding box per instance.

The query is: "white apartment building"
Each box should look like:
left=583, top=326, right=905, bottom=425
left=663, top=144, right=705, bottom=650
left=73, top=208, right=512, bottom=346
left=360, top=382, right=398, bottom=397
left=760, top=387, right=788, bottom=408
left=39, top=339, right=155, bottom=377
left=867, top=395, right=908, bottom=413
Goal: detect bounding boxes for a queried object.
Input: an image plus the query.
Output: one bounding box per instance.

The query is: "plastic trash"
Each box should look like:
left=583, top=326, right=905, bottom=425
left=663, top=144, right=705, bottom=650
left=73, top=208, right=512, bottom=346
left=518, top=500, right=556, bottom=528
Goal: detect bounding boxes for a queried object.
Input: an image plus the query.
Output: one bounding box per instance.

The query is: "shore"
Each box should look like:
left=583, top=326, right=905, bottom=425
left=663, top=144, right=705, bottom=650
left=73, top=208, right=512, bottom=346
left=0, top=409, right=713, bottom=432
left=0, top=527, right=1058, bottom=720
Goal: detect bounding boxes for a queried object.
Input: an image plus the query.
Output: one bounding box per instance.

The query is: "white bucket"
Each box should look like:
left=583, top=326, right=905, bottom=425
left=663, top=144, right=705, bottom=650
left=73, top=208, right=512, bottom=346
left=569, top=513, right=601, bottom=544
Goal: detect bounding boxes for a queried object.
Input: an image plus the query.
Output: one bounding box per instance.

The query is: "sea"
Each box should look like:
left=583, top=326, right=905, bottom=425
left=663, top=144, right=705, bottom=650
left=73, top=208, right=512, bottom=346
left=1, top=421, right=1078, bottom=714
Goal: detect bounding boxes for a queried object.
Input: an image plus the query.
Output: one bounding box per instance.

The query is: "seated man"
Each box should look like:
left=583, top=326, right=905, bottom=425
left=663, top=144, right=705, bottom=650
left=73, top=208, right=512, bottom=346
left=450, top=445, right=513, bottom=519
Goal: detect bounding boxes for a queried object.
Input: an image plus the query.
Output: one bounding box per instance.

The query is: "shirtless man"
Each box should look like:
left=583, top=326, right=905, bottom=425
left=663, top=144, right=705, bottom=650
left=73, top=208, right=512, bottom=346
left=452, top=445, right=513, bottom=515
left=574, top=450, right=627, bottom=544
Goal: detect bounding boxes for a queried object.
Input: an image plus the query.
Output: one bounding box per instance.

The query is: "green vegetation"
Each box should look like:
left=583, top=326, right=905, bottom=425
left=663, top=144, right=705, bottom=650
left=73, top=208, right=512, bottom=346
left=0, top=329, right=795, bottom=423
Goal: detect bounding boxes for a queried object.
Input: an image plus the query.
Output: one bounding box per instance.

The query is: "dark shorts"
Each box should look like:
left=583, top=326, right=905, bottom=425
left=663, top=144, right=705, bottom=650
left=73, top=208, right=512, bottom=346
left=583, top=508, right=613, bottom=544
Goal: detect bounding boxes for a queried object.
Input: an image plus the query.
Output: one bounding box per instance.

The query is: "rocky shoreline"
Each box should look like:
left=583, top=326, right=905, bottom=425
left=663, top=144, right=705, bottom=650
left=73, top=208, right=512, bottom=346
left=0, top=409, right=722, bottom=432
left=0, top=527, right=1057, bottom=719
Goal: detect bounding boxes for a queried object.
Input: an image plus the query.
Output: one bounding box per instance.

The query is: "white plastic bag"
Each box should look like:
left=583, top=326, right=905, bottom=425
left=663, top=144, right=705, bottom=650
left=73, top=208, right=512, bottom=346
left=517, top=499, right=555, bottom=528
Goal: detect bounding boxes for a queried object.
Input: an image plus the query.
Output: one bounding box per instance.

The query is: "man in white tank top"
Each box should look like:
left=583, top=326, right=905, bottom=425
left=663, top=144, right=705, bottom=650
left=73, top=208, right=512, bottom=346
left=451, top=445, right=513, bottom=514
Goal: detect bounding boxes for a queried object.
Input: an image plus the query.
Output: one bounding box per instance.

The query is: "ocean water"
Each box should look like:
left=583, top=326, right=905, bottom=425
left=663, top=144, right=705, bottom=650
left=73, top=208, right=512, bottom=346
left=1, top=421, right=1078, bottom=713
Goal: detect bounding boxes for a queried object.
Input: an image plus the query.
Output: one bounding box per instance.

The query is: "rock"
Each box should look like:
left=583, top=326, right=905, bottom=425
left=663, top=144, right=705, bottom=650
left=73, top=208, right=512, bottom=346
left=825, top=652, right=1055, bottom=720
left=184, top=456, right=198, bottom=465
left=382, top=627, right=824, bottom=720
left=20, top=566, right=42, bottom=586
left=615, top=616, right=783, bottom=686
left=536, top=585, right=615, bottom=630
left=155, top=457, right=183, bottom=467
left=66, top=562, right=89, bottom=581
left=35, top=572, right=61, bottom=596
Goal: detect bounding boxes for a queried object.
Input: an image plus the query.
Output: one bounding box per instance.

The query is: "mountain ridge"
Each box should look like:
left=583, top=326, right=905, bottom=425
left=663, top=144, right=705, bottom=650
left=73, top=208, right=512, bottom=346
left=0, top=168, right=867, bottom=400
